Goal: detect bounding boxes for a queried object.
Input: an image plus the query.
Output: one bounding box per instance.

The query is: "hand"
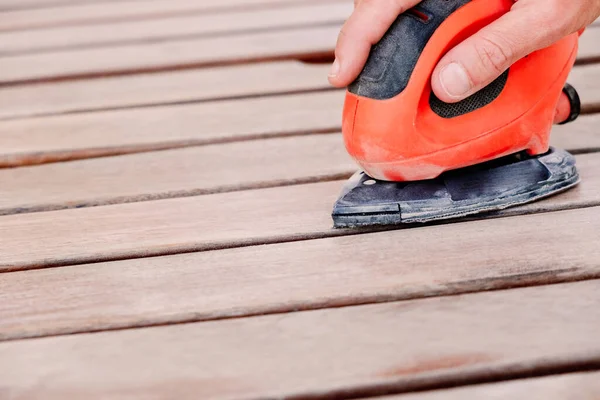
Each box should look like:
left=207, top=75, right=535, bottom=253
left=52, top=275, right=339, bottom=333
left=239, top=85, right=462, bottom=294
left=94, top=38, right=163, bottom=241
left=328, top=0, right=600, bottom=123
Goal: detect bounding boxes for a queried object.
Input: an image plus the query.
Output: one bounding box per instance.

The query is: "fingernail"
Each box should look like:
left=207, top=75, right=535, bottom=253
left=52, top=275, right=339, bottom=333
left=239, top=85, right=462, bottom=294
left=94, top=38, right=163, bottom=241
left=329, top=58, right=340, bottom=78
left=439, top=63, right=471, bottom=98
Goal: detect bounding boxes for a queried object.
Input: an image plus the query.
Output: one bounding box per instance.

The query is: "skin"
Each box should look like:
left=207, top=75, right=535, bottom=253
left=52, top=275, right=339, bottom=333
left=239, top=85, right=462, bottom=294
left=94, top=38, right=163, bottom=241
left=328, top=0, right=600, bottom=123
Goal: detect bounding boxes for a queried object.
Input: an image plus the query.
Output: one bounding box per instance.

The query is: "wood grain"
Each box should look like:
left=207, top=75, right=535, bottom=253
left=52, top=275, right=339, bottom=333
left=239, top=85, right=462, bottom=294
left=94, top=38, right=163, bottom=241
left=0, top=152, right=599, bottom=271
left=0, top=280, right=599, bottom=399
left=0, top=0, right=122, bottom=11
left=0, top=134, right=355, bottom=215
left=0, top=112, right=598, bottom=213
left=0, top=0, right=309, bottom=12
left=577, top=25, right=600, bottom=64
left=1, top=55, right=598, bottom=121
left=0, top=25, right=340, bottom=85
left=0, top=0, right=335, bottom=31
left=570, top=64, right=600, bottom=113
left=552, top=114, right=600, bottom=153
left=378, top=372, right=600, bottom=400
left=0, top=2, right=351, bottom=55
left=0, top=91, right=345, bottom=167
left=1, top=90, right=599, bottom=169
left=1, top=23, right=598, bottom=86
left=0, top=61, right=331, bottom=120
left=1, top=205, right=600, bottom=341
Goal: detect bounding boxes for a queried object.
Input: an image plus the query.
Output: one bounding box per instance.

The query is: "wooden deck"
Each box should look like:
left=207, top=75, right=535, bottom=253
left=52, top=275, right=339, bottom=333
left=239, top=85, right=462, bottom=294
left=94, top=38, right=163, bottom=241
left=1, top=1, right=600, bottom=398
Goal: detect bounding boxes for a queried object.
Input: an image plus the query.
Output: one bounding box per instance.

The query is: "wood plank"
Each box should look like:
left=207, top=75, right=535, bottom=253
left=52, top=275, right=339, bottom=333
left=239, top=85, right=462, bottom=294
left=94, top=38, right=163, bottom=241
left=552, top=114, right=600, bottom=153
left=0, top=25, right=340, bottom=86
left=578, top=26, right=600, bottom=64
left=0, top=61, right=331, bottom=120
left=570, top=63, right=600, bottom=113
left=0, top=152, right=599, bottom=272
left=0, top=91, right=345, bottom=167
left=0, top=112, right=597, bottom=214
left=1, top=55, right=597, bottom=122
left=0, top=2, right=351, bottom=55
left=1, top=205, right=600, bottom=341
left=0, top=89, right=598, bottom=169
left=0, top=134, right=355, bottom=215
left=377, top=372, right=600, bottom=400
left=0, top=0, right=307, bottom=12
left=0, top=0, right=334, bottom=31
left=0, top=0, right=123, bottom=12
left=0, top=18, right=598, bottom=85
left=1, top=280, right=599, bottom=399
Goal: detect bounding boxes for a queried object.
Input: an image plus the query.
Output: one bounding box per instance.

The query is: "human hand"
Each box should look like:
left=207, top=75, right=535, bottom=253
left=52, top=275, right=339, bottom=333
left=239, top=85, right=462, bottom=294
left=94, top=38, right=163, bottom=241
left=328, top=0, right=600, bottom=123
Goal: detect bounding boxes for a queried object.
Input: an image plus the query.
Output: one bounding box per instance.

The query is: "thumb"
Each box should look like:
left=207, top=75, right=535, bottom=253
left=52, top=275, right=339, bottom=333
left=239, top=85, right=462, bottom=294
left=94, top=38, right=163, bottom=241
left=431, top=2, right=570, bottom=103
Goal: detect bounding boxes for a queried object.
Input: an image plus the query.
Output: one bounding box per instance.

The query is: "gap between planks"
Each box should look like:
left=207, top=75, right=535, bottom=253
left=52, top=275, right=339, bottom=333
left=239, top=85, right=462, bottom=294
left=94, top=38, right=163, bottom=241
left=0, top=205, right=599, bottom=342
left=0, top=50, right=598, bottom=122
left=371, top=371, right=600, bottom=400
left=0, top=280, right=599, bottom=399
left=0, top=151, right=599, bottom=272
left=0, top=21, right=598, bottom=87
left=0, top=2, right=351, bottom=55
left=0, top=24, right=341, bottom=86
left=0, top=61, right=334, bottom=121
left=0, top=0, right=346, bottom=32
left=0, top=87, right=599, bottom=169
left=0, top=116, right=598, bottom=215
left=0, top=0, right=312, bottom=12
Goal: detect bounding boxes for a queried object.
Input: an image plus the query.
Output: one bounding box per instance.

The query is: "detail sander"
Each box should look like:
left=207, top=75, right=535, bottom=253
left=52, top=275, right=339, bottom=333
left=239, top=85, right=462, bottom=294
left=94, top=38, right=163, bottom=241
left=332, top=0, right=582, bottom=228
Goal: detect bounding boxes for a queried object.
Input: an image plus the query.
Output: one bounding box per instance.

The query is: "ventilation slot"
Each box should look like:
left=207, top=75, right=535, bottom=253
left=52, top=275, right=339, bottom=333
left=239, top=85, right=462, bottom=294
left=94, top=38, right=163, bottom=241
left=430, top=69, right=509, bottom=118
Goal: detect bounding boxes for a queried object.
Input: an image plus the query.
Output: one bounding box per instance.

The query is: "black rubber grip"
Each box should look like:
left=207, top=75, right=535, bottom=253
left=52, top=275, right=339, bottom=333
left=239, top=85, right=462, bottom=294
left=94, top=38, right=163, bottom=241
left=348, top=0, right=471, bottom=100
left=558, top=83, right=581, bottom=125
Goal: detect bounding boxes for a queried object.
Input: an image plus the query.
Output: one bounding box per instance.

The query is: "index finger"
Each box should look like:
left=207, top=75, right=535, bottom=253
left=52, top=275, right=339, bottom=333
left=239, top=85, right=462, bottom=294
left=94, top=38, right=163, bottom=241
left=329, top=0, right=421, bottom=87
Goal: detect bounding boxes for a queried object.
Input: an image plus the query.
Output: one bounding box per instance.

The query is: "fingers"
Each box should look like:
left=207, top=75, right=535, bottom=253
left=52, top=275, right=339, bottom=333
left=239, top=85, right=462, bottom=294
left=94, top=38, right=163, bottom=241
left=328, top=0, right=421, bottom=87
left=431, top=1, right=572, bottom=103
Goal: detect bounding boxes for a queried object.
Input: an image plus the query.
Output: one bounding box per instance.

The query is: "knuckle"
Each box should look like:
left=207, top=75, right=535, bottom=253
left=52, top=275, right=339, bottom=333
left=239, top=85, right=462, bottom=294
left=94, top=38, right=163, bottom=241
left=473, top=35, right=514, bottom=75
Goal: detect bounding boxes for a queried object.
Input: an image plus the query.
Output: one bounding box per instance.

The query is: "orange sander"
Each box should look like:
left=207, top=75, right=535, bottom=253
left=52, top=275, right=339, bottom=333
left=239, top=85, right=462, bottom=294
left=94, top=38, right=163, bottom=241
left=332, top=0, right=582, bottom=227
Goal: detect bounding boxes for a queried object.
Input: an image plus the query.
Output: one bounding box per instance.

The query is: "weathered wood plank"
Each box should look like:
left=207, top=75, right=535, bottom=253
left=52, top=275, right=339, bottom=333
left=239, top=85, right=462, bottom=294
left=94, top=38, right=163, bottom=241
left=1, top=23, right=597, bottom=86
left=1, top=280, right=599, bottom=399
left=0, top=134, right=355, bottom=215
left=0, top=90, right=598, bottom=169
left=1, top=205, right=600, bottom=341
left=0, top=2, right=351, bottom=55
left=0, top=61, right=331, bottom=120
left=577, top=25, right=600, bottom=64
left=378, top=372, right=600, bottom=400
left=570, top=63, right=600, bottom=113
left=0, top=91, right=345, bottom=167
left=0, top=0, right=119, bottom=11
left=1, top=55, right=597, bottom=121
left=0, top=25, right=340, bottom=85
left=0, top=152, right=599, bottom=272
left=0, top=0, right=333, bottom=31
left=0, top=112, right=597, bottom=213
left=0, top=0, right=307, bottom=12
left=552, top=114, right=600, bottom=153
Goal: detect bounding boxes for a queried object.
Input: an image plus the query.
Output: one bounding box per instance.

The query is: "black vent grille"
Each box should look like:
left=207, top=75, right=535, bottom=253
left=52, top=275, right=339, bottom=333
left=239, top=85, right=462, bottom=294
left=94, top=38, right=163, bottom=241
left=430, top=69, right=509, bottom=118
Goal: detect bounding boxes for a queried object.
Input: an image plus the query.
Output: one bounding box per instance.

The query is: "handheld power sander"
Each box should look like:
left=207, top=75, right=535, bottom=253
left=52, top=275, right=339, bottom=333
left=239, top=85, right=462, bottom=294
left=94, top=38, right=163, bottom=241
left=332, top=0, right=582, bottom=228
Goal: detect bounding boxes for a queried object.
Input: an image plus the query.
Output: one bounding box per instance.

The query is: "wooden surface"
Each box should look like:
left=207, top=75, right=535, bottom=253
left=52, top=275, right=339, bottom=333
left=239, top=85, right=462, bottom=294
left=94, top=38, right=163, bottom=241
left=0, top=91, right=344, bottom=166
left=0, top=25, right=341, bottom=85
left=0, top=16, right=597, bottom=85
left=1, top=152, right=599, bottom=271
left=0, top=2, right=351, bottom=55
left=0, top=0, right=344, bottom=31
left=0, top=61, right=331, bottom=120
left=378, top=372, right=600, bottom=400
left=1, top=2, right=599, bottom=399
left=1, top=280, right=599, bottom=399
left=1, top=206, right=599, bottom=341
